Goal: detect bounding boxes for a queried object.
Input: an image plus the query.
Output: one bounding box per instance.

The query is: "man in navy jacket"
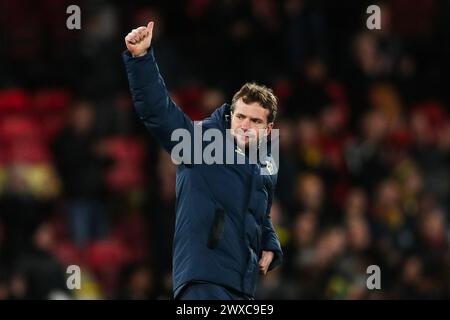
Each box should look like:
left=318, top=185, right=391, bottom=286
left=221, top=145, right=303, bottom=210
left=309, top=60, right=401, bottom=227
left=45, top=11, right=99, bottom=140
left=123, top=21, right=282, bottom=300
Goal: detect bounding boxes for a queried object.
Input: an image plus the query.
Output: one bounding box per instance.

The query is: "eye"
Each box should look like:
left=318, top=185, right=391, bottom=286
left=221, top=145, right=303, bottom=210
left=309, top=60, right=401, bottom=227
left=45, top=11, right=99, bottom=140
left=236, top=114, right=244, bottom=119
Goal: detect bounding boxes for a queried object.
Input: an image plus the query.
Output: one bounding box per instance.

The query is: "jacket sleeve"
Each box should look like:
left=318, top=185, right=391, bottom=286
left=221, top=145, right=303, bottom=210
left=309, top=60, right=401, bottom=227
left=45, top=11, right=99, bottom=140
left=262, top=179, right=283, bottom=271
left=123, top=48, right=193, bottom=153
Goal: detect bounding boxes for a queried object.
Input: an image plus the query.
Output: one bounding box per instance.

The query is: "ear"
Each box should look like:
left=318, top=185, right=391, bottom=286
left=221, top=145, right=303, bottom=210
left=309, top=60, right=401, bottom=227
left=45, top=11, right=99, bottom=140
left=265, top=123, right=274, bottom=136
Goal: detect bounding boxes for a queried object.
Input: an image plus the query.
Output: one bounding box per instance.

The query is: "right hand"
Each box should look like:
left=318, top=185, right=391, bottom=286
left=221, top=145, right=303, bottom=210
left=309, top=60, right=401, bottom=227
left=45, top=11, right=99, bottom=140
left=125, top=21, right=154, bottom=57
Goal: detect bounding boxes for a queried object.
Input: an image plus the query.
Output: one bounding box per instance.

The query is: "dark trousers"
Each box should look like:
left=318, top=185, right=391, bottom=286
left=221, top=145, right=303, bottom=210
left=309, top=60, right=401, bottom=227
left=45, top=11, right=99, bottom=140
left=177, top=282, right=252, bottom=300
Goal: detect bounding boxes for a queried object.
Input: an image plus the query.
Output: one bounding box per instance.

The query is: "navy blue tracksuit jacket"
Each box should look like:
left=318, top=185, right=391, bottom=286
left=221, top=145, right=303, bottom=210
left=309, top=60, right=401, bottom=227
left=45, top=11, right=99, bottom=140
left=123, top=48, right=283, bottom=299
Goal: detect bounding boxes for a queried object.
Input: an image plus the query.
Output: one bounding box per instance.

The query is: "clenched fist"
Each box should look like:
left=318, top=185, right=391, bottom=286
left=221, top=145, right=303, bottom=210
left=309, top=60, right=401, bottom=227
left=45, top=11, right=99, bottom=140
left=259, top=250, right=274, bottom=275
left=125, top=21, right=154, bottom=57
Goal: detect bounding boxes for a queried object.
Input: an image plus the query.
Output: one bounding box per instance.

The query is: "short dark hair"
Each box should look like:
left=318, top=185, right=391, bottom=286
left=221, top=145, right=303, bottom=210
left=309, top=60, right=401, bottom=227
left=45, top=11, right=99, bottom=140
left=231, top=82, right=278, bottom=123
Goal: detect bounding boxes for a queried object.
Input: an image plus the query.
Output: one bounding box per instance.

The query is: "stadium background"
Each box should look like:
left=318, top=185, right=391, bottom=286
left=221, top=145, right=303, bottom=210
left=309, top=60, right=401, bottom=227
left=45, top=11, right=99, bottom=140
left=0, top=0, right=449, bottom=299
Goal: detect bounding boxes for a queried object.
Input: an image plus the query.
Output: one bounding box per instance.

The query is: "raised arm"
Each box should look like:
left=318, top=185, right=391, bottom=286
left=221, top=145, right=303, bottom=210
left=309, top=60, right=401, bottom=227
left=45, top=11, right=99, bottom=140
left=123, top=21, right=193, bottom=153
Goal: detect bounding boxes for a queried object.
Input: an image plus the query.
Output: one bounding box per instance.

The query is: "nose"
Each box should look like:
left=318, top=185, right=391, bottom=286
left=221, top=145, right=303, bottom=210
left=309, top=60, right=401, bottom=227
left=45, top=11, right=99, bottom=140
left=241, top=118, right=250, bottom=131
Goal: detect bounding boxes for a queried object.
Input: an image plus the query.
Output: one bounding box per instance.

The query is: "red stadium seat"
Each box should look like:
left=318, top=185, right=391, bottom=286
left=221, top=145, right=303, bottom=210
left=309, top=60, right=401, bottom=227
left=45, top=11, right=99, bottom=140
left=53, top=241, right=83, bottom=267
left=86, top=238, right=131, bottom=270
left=102, top=137, right=146, bottom=192
left=86, top=238, right=133, bottom=297
left=29, top=89, right=70, bottom=141
left=0, top=149, right=6, bottom=165
left=37, top=114, right=67, bottom=142
left=0, top=88, right=29, bottom=114
left=0, top=116, right=52, bottom=164
left=172, top=85, right=206, bottom=121
left=112, top=213, right=148, bottom=262
left=32, top=88, right=71, bottom=113
left=7, top=141, right=50, bottom=163
left=0, top=115, right=42, bottom=143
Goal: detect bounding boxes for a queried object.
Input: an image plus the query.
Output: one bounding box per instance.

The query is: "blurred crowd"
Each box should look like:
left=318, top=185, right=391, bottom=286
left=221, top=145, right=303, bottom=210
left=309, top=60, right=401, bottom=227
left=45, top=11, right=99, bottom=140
left=0, top=0, right=449, bottom=299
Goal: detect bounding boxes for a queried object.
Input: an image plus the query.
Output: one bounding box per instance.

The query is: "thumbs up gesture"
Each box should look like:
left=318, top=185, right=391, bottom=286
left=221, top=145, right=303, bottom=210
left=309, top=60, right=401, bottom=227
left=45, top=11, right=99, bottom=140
left=125, top=21, right=154, bottom=57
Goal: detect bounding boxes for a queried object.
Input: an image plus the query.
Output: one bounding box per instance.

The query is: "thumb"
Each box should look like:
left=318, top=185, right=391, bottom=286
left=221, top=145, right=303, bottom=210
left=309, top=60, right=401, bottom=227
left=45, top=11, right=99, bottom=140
left=147, top=21, right=154, bottom=33
left=259, top=257, right=266, bottom=267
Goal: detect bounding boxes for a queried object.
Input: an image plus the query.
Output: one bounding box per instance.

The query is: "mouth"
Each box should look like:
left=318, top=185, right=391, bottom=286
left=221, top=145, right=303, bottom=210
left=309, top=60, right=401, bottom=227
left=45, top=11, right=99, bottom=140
left=236, top=132, right=252, bottom=144
left=240, top=136, right=250, bottom=144
left=231, top=129, right=258, bottom=146
left=238, top=134, right=259, bottom=149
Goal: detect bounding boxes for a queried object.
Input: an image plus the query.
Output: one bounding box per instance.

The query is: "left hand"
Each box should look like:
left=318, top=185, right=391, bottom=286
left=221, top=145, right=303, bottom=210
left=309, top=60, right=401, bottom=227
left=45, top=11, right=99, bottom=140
left=258, top=251, right=274, bottom=275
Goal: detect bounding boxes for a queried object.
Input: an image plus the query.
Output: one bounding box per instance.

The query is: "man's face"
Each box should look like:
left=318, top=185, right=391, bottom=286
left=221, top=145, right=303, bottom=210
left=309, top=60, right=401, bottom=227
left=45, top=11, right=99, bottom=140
left=230, top=98, right=273, bottom=147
